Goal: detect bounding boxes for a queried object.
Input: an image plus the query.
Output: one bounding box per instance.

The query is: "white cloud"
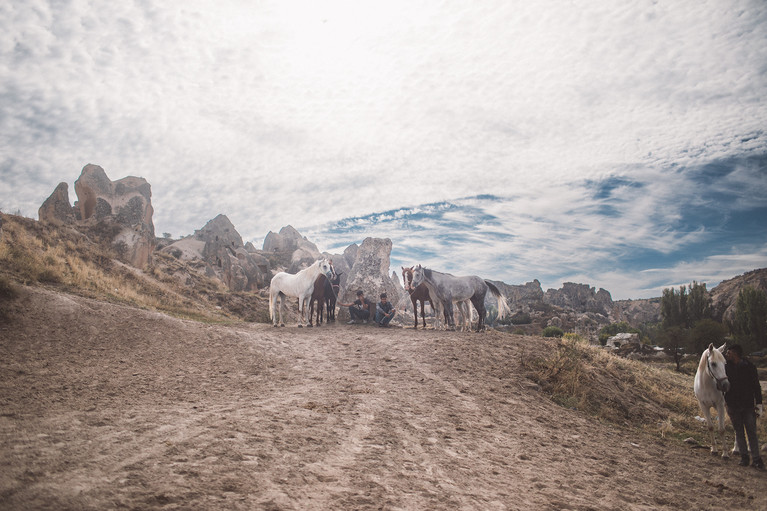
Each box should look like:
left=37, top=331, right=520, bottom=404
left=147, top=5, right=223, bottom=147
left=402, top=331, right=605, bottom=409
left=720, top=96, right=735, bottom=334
left=1, top=0, right=765, bottom=299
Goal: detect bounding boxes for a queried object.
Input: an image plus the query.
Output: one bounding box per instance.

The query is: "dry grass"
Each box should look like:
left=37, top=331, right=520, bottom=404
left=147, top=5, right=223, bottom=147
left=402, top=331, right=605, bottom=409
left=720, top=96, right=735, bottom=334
left=0, top=213, right=262, bottom=323
left=522, top=333, right=767, bottom=445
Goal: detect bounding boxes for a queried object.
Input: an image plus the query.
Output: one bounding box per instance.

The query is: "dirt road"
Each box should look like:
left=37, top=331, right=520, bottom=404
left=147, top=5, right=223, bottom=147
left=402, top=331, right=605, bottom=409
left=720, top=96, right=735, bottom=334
left=1, top=287, right=764, bottom=510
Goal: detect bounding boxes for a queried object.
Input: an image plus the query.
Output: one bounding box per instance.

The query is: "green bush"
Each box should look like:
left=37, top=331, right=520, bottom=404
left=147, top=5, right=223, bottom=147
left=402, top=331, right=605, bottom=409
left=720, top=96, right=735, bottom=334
left=510, top=312, right=532, bottom=325
left=542, top=326, right=564, bottom=338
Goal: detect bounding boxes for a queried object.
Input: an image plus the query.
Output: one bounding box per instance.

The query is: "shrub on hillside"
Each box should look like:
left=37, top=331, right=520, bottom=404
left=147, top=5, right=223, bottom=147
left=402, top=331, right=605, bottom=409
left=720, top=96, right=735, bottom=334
left=542, top=326, right=564, bottom=338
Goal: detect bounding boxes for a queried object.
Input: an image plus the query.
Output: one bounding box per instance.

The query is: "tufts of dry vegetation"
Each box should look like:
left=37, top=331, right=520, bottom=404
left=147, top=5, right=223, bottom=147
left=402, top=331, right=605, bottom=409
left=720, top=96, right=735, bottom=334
left=0, top=213, right=268, bottom=323
left=522, top=333, right=767, bottom=445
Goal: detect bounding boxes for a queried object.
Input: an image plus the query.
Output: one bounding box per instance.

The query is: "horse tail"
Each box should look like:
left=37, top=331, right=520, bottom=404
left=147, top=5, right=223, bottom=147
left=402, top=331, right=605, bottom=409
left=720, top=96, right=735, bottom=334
left=485, top=281, right=512, bottom=319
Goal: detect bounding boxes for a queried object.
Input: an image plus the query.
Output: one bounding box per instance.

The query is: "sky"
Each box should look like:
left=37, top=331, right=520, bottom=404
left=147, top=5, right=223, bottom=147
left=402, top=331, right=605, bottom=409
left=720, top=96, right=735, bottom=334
left=1, top=0, right=766, bottom=300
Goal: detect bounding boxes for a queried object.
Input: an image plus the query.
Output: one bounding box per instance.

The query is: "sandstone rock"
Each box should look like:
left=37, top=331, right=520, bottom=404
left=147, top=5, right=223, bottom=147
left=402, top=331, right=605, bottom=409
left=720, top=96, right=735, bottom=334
left=162, top=214, right=269, bottom=291
left=337, top=238, right=401, bottom=320
left=709, top=268, right=767, bottom=323
left=38, top=182, right=76, bottom=225
left=544, top=282, right=612, bottom=315
left=73, top=164, right=155, bottom=268
left=606, top=332, right=640, bottom=349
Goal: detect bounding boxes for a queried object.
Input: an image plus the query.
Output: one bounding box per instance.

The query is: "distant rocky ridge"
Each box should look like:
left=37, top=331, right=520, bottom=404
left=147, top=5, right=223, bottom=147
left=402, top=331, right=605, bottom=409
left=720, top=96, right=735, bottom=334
left=160, top=214, right=270, bottom=292
left=36, top=164, right=765, bottom=330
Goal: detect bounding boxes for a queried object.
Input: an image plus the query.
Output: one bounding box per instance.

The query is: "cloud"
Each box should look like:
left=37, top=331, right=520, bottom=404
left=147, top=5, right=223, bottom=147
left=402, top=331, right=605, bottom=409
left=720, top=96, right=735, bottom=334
left=1, top=1, right=766, bottom=300
left=301, top=156, right=767, bottom=299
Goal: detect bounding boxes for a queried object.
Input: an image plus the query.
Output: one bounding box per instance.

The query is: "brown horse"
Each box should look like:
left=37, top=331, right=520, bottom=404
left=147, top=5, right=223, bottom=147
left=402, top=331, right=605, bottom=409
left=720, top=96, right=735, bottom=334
left=402, top=266, right=435, bottom=329
left=308, top=274, right=329, bottom=327
left=325, top=271, right=342, bottom=322
left=309, top=266, right=341, bottom=326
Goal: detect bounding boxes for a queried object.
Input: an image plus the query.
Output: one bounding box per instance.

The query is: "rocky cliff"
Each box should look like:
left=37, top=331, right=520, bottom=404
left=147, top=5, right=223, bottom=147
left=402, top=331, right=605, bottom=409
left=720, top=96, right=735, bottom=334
left=39, top=164, right=155, bottom=268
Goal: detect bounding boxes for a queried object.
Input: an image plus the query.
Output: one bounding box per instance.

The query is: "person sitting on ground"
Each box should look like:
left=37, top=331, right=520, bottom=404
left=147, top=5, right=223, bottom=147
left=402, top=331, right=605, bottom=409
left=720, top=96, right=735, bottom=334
left=338, top=290, right=372, bottom=324
left=724, top=344, right=764, bottom=470
left=375, top=293, right=396, bottom=328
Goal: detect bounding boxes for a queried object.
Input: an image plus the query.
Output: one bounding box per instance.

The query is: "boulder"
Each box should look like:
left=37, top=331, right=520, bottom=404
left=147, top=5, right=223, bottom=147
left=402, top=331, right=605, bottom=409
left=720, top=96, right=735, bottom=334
left=73, top=164, right=155, bottom=268
left=38, top=182, right=76, bottom=225
left=337, top=238, right=401, bottom=320
left=605, top=332, right=640, bottom=349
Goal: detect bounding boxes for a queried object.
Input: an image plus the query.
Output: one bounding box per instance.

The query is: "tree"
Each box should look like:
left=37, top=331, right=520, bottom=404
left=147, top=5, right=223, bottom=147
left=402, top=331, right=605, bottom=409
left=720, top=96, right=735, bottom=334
left=688, top=319, right=727, bottom=355
left=661, top=281, right=710, bottom=329
left=732, top=286, right=767, bottom=351
left=661, top=326, right=688, bottom=372
left=686, top=281, right=711, bottom=326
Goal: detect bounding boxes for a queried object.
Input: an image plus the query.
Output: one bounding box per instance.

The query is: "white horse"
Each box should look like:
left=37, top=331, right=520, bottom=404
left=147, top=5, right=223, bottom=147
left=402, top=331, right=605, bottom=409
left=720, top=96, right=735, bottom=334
left=269, top=259, right=335, bottom=327
left=693, top=343, right=730, bottom=457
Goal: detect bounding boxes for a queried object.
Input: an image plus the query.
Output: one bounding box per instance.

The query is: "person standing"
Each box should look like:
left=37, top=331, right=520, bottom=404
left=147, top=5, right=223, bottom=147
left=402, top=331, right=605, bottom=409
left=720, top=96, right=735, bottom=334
left=724, top=344, right=764, bottom=470
left=338, top=290, right=372, bottom=324
left=375, top=293, right=396, bottom=327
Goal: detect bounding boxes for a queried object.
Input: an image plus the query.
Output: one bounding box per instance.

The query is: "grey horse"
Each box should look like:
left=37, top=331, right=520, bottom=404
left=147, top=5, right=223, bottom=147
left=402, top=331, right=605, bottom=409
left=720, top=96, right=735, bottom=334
left=411, top=265, right=511, bottom=331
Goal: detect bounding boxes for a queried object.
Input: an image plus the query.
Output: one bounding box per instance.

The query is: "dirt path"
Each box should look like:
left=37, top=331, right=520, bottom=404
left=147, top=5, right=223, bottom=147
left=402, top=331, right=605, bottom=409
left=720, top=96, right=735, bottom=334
left=1, top=287, right=764, bottom=510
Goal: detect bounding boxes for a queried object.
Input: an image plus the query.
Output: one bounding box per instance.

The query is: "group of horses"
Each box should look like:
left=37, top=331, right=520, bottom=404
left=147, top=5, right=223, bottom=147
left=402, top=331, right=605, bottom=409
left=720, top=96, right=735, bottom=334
left=268, top=258, right=341, bottom=328
left=268, top=259, right=511, bottom=332
left=271, top=261, right=743, bottom=456
left=402, top=265, right=511, bottom=332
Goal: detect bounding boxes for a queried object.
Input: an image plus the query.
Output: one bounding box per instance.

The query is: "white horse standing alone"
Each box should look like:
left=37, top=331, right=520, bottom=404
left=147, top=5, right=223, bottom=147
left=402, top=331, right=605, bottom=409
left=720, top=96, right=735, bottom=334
left=269, top=259, right=334, bottom=327
left=694, top=343, right=730, bottom=457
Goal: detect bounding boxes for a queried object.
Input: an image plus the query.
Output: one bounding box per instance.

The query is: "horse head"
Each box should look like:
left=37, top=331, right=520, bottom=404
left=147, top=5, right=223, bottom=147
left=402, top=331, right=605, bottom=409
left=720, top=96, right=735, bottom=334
left=401, top=266, right=415, bottom=292
left=318, top=259, right=334, bottom=280
left=411, top=265, right=426, bottom=288
left=704, top=343, right=730, bottom=393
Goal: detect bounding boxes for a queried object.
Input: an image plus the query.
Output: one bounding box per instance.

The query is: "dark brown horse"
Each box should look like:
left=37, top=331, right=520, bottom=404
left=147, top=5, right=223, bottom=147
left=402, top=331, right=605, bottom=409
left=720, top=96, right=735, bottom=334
left=325, top=271, right=342, bottom=322
left=402, top=266, right=435, bottom=329
left=308, top=267, right=342, bottom=326
left=308, top=274, right=328, bottom=327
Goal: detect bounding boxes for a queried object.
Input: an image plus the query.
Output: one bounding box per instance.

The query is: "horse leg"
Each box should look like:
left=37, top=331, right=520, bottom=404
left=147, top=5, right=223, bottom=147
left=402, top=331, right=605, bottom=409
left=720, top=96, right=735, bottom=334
left=716, top=401, right=729, bottom=458
left=277, top=293, right=286, bottom=327
left=270, top=291, right=279, bottom=327
left=445, top=299, right=455, bottom=330
left=411, top=297, right=419, bottom=329
left=297, top=296, right=305, bottom=328
left=699, top=404, right=718, bottom=455
left=317, top=297, right=323, bottom=326
left=308, top=298, right=314, bottom=327
left=421, top=300, right=428, bottom=328
left=471, top=296, right=485, bottom=332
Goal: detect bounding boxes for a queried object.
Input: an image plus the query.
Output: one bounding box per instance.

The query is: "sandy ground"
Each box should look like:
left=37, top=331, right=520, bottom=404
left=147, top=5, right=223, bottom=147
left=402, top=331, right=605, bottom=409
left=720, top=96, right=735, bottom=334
left=1, top=287, right=765, bottom=511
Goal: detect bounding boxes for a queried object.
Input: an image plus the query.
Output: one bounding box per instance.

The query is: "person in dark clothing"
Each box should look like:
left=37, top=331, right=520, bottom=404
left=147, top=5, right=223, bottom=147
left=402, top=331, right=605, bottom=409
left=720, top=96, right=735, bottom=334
left=375, top=293, right=396, bottom=327
left=338, top=290, right=372, bottom=324
left=724, top=344, right=764, bottom=470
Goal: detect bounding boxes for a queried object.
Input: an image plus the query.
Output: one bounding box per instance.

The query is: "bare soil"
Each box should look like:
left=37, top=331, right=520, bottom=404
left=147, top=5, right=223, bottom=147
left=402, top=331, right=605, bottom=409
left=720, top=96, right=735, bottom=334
left=1, top=287, right=764, bottom=510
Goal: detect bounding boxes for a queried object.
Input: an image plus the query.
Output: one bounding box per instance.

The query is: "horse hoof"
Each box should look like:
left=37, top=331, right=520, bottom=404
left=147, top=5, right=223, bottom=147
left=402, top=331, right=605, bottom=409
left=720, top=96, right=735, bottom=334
left=273, top=324, right=279, bottom=328
left=298, top=325, right=303, bottom=328
left=280, top=324, right=285, bottom=327
left=307, top=324, right=313, bottom=328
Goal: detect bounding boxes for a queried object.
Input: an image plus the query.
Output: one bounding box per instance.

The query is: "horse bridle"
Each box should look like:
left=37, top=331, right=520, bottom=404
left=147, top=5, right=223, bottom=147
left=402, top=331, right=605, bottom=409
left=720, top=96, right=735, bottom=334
left=706, top=352, right=729, bottom=393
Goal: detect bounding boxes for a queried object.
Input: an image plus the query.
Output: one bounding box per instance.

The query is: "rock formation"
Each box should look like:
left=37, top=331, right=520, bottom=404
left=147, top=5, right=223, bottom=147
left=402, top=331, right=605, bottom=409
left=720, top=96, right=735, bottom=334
left=162, top=214, right=269, bottom=291
left=337, top=238, right=402, bottom=320
left=38, top=182, right=76, bottom=225
left=709, top=268, right=767, bottom=323
left=38, top=164, right=156, bottom=268
left=543, top=282, right=613, bottom=315
left=262, top=225, right=323, bottom=273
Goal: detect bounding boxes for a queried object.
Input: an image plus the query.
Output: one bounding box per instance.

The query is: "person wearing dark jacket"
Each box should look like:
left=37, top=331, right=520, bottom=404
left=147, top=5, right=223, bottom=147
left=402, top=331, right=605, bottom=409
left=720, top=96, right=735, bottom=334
left=375, top=293, right=396, bottom=327
left=338, top=290, right=372, bottom=324
left=724, top=344, right=764, bottom=470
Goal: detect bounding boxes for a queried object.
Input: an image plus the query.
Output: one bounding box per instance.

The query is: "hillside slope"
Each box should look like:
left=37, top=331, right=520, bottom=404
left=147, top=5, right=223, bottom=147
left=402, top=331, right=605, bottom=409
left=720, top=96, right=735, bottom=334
left=1, top=287, right=764, bottom=510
